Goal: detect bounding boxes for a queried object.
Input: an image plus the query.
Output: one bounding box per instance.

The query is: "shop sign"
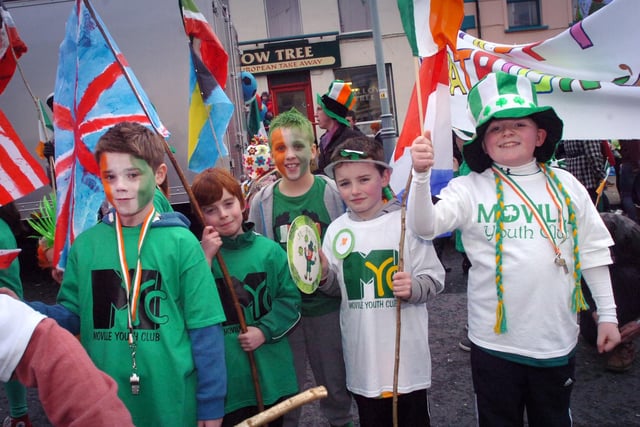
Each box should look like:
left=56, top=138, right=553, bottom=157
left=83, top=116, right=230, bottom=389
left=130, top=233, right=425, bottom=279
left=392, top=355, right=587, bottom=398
left=241, top=40, right=341, bottom=74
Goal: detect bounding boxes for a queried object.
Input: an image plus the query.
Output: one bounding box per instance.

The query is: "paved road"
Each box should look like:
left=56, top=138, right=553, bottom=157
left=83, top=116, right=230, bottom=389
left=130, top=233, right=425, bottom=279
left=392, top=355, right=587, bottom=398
left=3, top=236, right=640, bottom=426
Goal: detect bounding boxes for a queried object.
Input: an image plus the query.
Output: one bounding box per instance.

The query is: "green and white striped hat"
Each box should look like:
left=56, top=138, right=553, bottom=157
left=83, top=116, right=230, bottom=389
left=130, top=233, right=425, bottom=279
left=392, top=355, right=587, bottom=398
left=463, top=72, right=563, bottom=172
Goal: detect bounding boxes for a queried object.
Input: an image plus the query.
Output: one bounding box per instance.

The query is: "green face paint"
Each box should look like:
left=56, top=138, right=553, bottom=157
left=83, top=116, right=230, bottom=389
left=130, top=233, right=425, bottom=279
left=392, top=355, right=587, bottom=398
left=99, top=152, right=158, bottom=226
left=131, top=156, right=156, bottom=211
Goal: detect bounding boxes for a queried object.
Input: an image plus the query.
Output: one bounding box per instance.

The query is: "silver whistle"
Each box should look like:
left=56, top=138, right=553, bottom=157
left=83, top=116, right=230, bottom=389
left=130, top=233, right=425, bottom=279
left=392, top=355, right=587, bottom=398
left=130, top=373, right=140, bottom=395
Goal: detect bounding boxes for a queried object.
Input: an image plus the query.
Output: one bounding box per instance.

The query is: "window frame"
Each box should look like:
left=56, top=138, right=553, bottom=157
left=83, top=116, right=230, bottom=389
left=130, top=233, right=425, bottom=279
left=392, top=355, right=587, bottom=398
left=264, top=0, right=302, bottom=39
left=337, top=0, right=372, bottom=33
left=505, top=0, right=542, bottom=30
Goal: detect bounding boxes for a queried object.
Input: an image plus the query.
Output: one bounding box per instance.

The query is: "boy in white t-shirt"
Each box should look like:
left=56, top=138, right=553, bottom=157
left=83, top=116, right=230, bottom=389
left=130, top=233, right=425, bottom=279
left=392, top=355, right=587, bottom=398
left=320, top=136, right=445, bottom=426
left=408, top=71, right=620, bottom=426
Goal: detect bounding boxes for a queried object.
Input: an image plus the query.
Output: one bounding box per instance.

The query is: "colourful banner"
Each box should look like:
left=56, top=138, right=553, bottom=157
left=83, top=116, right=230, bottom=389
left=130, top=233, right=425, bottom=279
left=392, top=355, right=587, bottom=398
left=449, top=0, right=640, bottom=140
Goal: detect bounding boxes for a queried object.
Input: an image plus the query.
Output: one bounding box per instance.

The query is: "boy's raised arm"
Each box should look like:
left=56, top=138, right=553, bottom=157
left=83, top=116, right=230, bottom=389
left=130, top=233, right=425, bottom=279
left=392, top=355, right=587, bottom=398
left=407, top=132, right=438, bottom=238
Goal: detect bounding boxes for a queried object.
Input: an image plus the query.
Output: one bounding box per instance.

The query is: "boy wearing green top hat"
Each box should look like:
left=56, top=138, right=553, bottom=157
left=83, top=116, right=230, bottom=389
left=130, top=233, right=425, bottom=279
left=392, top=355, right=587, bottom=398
left=316, top=80, right=361, bottom=173
left=407, top=72, right=620, bottom=426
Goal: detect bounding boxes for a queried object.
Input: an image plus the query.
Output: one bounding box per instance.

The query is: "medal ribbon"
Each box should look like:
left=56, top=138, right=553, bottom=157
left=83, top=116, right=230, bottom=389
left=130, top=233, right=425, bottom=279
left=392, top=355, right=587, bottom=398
left=492, top=165, right=566, bottom=262
left=115, top=207, right=156, bottom=343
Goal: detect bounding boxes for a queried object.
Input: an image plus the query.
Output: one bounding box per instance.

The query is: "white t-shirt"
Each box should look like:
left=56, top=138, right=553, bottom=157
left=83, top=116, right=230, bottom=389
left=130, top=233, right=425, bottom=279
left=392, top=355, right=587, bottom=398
left=408, top=163, right=615, bottom=359
left=323, top=209, right=446, bottom=397
left=0, top=295, right=45, bottom=381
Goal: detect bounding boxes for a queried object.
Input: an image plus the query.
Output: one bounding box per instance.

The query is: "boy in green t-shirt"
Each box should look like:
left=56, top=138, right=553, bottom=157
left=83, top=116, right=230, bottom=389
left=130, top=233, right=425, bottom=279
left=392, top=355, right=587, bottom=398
left=193, top=167, right=300, bottom=426
left=248, top=109, right=353, bottom=427
left=21, top=122, right=227, bottom=426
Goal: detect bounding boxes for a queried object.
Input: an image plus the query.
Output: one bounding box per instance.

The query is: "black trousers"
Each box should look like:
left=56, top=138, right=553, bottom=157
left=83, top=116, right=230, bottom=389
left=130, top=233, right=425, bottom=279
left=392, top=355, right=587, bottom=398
left=354, top=389, right=430, bottom=427
left=471, top=344, right=575, bottom=427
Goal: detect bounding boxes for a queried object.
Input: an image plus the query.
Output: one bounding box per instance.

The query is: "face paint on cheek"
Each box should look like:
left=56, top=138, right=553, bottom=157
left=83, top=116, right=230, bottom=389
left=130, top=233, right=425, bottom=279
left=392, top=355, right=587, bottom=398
left=295, top=148, right=312, bottom=175
left=273, top=149, right=287, bottom=176
left=99, top=156, right=115, bottom=205
left=270, top=129, right=288, bottom=175
left=131, top=157, right=156, bottom=210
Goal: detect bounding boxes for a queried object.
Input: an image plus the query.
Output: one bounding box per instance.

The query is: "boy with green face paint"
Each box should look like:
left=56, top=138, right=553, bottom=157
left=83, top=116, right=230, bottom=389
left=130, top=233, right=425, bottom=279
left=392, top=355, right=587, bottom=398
left=248, top=109, right=354, bottom=427
left=23, top=122, right=227, bottom=426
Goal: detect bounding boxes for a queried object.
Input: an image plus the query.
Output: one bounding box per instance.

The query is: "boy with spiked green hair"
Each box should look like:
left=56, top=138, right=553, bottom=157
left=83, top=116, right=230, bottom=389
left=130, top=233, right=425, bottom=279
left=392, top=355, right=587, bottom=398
left=248, top=108, right=354, bottom=427
left=408, top=71, right=620, bottom=426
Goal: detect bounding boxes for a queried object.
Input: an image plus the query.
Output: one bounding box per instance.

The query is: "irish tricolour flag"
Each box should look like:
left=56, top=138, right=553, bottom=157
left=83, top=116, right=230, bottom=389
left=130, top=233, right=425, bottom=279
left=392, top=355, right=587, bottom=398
left=391, top=0, right=463, bottom=195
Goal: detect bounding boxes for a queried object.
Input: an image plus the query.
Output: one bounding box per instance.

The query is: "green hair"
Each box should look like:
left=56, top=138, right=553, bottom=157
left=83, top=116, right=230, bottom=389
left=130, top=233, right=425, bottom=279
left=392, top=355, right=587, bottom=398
left=268, top=108, right=314, bottom=146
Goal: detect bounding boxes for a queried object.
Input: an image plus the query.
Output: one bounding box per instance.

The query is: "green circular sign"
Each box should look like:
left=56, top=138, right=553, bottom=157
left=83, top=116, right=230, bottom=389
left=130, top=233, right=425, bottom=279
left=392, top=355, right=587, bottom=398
left=287, top=215, right=322, bottom=294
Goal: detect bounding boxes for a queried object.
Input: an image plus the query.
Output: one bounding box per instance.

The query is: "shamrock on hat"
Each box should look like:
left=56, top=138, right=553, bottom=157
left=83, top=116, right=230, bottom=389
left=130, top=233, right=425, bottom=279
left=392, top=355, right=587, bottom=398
left=463, top=71, right=563, bottom=173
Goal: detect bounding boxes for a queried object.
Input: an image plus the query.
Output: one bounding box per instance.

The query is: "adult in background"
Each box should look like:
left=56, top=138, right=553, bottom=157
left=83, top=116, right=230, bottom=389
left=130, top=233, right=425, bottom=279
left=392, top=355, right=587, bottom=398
left=561, top=139, right=608, bottom=209
left=580, top=212, right=640, bottom=371
left=618, top=139, right=640, bottom=223
left=345, top=110, right=364, bottom=136
left=315, top=80, right=360, bottom=173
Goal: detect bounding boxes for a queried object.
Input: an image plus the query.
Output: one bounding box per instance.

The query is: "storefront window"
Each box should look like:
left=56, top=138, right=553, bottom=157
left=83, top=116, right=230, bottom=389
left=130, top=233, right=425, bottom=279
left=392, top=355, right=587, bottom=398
left=334, top=64, right=396, bottom=135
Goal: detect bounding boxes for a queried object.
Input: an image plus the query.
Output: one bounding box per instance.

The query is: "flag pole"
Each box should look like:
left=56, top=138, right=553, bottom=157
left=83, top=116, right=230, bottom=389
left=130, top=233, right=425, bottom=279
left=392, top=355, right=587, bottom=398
left=392, top=56, right=425, bottom=427
left=83, top=0, right=265, bottom=412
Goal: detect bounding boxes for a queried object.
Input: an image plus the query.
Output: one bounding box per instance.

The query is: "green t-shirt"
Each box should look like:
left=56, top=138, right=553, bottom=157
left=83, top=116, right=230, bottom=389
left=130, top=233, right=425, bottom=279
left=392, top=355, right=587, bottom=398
left=272, top=178, right=341, bottom=316
left=58, top=220, right=225, bottom=426
left=212, top=227, right=299, bottom=413
left=0, top=219, right=22, bottom=298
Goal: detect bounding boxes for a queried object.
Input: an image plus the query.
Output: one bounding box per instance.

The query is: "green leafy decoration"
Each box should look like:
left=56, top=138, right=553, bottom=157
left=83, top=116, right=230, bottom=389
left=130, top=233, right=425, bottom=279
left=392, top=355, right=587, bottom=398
left=27, top=193, right=56, bottom=248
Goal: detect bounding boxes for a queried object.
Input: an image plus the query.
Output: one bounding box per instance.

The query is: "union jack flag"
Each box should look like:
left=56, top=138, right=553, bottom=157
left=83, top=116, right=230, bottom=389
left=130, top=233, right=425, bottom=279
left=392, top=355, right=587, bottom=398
left=53, top=0, right=168, bottom=269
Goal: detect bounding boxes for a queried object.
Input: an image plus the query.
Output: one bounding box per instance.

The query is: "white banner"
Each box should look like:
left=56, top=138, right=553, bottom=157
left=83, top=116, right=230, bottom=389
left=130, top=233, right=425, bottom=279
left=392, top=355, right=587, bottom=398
left=449, top=0, right=640, bottom=140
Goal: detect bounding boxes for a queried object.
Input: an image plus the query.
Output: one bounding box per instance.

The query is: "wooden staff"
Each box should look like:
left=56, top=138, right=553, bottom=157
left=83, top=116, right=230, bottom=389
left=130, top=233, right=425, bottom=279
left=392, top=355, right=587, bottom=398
left=392, top=56, right=426, bottom=427
left=234, top=386, right=328, bottom=427
left=83, top=0, right=264, bottom=411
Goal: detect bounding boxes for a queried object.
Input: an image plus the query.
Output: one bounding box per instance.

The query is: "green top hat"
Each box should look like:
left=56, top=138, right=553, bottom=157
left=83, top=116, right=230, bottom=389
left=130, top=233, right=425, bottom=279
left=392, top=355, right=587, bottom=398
left=463, top=71, right=563, bottom=172
left=317, top=80, right=357, bottom=127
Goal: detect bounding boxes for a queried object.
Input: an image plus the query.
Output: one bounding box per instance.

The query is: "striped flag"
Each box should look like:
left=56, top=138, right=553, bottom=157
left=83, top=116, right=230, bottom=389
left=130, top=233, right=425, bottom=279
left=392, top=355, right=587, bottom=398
left=0, top=109, right=49, bottom=206
left=0, top=4, right=27, bottom=95
left=389, top=51, right=452, bottom=195
left=391, top=0, right=463, bottom=194
left=396, top=0, right=464, bottom=57
left=35, top=98, right=54, bottom=160
left=180, top=0, right=233, bottom=173
left=180, top=0, right=229, bottom=89
left=53, top=0, right=169, bottom=269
